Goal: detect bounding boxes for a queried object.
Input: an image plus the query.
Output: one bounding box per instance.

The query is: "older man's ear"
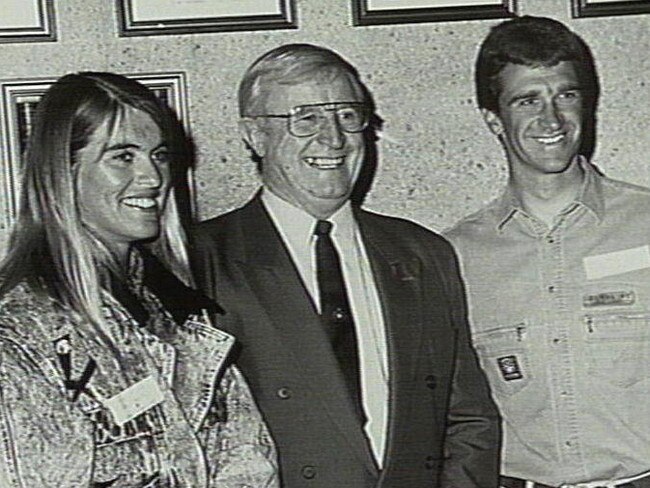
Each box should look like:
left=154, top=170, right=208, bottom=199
left=239, top=118, right=267, bottom=158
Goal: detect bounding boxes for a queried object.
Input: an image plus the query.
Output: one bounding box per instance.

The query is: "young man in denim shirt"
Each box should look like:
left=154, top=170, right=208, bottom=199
left=445, top=16, right=650, bottom=488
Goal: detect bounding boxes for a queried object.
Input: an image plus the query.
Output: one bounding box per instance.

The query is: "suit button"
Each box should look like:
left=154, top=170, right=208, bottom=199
left=332, top=307, right=348, bottom=322
left=425, top=375, right=437, bottom=390
left=277, top=387, right=292, bottom=399
left=424, top=455, right=436, bottom=470
left=301, top=465, right=317, bottom=479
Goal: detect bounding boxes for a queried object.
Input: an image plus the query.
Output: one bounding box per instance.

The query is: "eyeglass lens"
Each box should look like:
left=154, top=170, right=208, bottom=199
left=290, top=104, right=368, bottom=136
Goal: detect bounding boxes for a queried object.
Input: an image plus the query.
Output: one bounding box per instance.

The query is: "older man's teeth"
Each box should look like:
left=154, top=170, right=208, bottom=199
left=304, top=157, right=344, bottom=169
left=537, top=134, right=565, bottom=145
left=123, top=197, right=157, bottom=209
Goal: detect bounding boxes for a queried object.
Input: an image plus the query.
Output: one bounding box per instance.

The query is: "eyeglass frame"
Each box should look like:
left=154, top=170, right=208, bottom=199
left=246, top=101, right=371, bottom=138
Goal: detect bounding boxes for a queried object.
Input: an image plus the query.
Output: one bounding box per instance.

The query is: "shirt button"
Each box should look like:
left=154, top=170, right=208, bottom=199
left=548, top=285, right=556, bottom=293
left=553, top=338, right=560, bottom=344
left=424, top=455, right=436, bottom=470
left=277, top=387, right=292, bottom=399
left=301, top=465, right=317, bottom=479
left=425, top=375, right=437, bottom=390
left=546, top=236, right=555, bottom=243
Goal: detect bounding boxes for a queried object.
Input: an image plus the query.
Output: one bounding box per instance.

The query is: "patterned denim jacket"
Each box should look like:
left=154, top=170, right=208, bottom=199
left=0, top=262, right=278, bottom=487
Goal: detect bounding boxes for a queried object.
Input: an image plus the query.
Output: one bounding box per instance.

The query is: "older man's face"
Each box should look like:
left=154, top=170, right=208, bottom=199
left=247, top=73, right=366, bottom=219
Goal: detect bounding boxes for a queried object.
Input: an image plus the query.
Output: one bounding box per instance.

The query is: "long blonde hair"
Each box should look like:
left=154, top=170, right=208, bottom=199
left=0, top=72, right=193, bottom=346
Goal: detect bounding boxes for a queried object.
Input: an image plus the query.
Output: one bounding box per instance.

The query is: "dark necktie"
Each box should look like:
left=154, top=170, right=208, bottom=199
left=314, top=219, right=366, bottom=425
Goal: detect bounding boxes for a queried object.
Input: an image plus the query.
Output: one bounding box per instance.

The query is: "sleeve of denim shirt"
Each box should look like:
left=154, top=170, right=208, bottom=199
left=0, top=343, right=94, bottom=487
left=200, top=364, right=280, bottom=488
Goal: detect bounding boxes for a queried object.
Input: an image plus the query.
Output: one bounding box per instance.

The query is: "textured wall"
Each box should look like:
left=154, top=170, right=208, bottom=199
left=1, top=0, right=650, bottom=254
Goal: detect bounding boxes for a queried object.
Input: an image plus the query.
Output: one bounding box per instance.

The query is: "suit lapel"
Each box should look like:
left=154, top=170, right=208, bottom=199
left=234, top=198, right=378, bottom=473
left=355, top=210, right=425, bottom=469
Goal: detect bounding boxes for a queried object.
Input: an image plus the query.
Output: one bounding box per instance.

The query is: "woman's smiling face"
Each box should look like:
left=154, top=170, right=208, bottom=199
left=74, top=105, right=171, bottom=258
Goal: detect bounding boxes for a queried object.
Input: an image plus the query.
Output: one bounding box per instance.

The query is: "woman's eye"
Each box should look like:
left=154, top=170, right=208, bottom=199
left=112, top=151, right=134, bottom=164
left=152, top=150, right=170, bottom=164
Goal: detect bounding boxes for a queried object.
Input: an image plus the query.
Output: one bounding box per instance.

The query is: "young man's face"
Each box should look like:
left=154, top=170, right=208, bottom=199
left=242, top=73, right=366, bottom=219
left=483, top=61, right=584, bottom=177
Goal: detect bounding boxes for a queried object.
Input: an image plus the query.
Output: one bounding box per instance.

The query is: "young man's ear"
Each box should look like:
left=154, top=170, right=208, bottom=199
left=239, top=118, right=267, bottom=158
left=481, top=108, right=504, bottom=136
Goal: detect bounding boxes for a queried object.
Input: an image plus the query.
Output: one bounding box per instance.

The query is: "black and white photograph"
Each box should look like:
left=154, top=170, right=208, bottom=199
left=1, top=0, right=650, bottom=486
left=352, top=0, right=516, bottom=25
left=116, top=0, right=297, bottom=35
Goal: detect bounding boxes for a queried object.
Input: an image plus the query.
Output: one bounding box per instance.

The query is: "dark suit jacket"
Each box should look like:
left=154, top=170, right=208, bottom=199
left=190, top=195, right=500, bottom=487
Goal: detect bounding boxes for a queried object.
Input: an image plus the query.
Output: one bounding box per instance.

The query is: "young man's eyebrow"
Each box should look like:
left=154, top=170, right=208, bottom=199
left=507, top=90, right=540, bottom=105
left=559, top=83, right=582, bottom=92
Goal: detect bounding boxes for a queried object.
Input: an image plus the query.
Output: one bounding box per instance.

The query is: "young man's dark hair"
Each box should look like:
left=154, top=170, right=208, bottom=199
left=476, top=16, right=599, bottom=114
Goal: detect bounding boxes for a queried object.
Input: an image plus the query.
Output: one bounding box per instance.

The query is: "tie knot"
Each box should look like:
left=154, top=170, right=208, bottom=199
left=314, top=220, right=333, bottom=237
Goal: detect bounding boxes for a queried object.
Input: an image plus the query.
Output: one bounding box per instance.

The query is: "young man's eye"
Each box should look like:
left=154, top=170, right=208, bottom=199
left=558, top=90, right=582, bottom=103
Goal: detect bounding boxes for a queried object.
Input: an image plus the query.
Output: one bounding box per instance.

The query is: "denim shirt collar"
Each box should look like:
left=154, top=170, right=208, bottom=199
left=495, top=155, right=606, bottom=232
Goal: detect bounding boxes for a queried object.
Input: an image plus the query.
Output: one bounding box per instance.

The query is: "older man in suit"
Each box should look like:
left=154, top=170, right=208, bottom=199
left=191, top=43, right=500, bottom=487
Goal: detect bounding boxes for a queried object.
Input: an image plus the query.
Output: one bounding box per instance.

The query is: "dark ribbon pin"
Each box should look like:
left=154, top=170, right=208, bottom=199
left=53, top=335, right=97, bottom=402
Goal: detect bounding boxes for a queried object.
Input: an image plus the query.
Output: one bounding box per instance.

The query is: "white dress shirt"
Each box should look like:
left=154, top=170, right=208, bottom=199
left=262, top=189, right=389, bottom=466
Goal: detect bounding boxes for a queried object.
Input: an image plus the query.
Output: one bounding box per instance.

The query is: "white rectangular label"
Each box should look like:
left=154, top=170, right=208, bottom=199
left=583, top=245, right=650, bottom=280
left=103, top=375, right=164, bottom=426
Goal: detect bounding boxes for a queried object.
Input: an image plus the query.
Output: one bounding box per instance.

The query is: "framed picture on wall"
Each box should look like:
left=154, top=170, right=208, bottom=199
left=352, top=0, right=516, bottom=26
left=116, top=0, right=297, bottom=36
left=0, top=0, right=56, bottom=43
left=572, top=0, right=650, bottom=18
left=0, top=72, right=190, bottom=230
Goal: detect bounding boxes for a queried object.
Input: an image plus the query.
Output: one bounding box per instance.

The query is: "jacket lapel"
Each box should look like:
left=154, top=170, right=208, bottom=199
left=355, top=210, right=425, bottom=469
left=234, top=198, right=378, bottom=473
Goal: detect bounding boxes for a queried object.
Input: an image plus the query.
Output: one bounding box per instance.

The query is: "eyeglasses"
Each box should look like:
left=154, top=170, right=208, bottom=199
left=249, top=102, right=370, bottom=138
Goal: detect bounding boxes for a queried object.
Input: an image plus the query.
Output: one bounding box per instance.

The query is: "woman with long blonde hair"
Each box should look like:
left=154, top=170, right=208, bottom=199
left=0, top=72, right=278, bottom=487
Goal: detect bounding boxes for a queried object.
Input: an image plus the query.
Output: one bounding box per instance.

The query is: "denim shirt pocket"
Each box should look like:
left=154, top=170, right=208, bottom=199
left=584, top=310, right=650, bottom=388
left=473, top=322, right=533, bottom=398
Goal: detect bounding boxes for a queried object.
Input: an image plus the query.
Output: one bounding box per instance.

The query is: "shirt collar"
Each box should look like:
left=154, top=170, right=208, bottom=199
left=261, top=188, right=355, bottom=244
left=496, top=155, right=605, bottom=231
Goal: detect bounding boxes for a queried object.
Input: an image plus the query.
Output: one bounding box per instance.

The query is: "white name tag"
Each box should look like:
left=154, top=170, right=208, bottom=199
left=583, top=245, right=650, bottom=280
left=103, top=375, right=164, bottom=426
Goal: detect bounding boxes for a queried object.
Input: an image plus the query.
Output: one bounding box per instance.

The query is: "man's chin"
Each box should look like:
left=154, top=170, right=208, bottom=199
left=302, top=194, right=351, bottom=218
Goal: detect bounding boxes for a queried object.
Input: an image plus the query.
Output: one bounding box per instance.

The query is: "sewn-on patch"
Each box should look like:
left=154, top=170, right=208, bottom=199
left=583, top=245, right=650, bottom=280
left=583, top=290, right=635, bottom=308
left=103, top=375, right=164, bottom=426
left=497, top=355, right=523, bottom=381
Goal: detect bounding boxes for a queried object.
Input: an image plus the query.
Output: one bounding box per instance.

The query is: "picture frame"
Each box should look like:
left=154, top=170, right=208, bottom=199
left=352, top=0, right=516, bottom=26
left=116, top=0, right=297, bottom=37
left=572, top=0, right=650, bottom=18
left=0, top=0, right=56, bottom=43
left=0, top=72, right=190, bottom=230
